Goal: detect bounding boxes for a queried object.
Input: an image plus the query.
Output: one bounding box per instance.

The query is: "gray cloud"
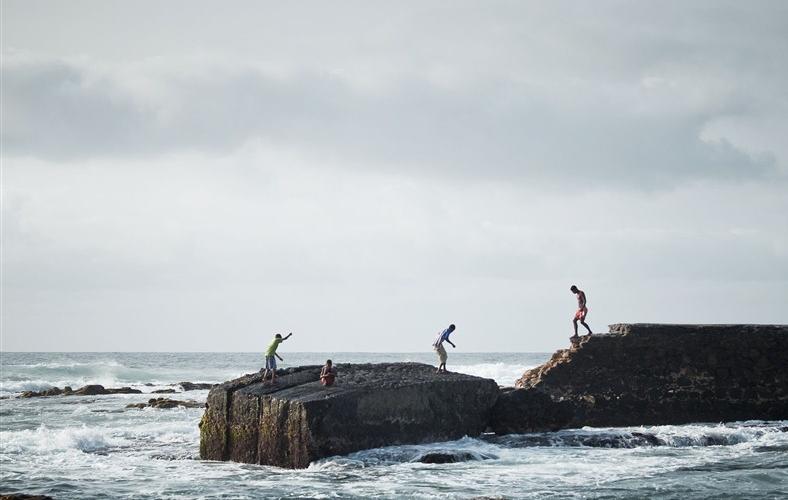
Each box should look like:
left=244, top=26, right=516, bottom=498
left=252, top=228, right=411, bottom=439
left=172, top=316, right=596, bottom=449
left=2, top=53, right=783, bottom=188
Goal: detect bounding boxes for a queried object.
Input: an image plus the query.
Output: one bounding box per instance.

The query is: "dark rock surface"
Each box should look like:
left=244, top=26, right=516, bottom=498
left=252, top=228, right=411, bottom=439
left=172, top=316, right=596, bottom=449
left=416, top=451, right=497, bottom=463
left=17, top=382, right=217, bottom=398
left=497, top=323, right=788, bottom=432
left=127, top=398, right=203, bottom=409
left=199, top=363, right=500, bottom=468
left=180, top=382, right=215, bottom=391
left=19, top=384, right=142, bottom=398
left=490, top=387, right=573, bottom=434
left=0, top=494, right=55, bottom=500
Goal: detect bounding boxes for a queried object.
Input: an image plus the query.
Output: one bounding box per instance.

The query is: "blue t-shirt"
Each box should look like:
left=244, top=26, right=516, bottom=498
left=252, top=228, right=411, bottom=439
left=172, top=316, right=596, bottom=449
left=433, top=328, right=453, bottom=347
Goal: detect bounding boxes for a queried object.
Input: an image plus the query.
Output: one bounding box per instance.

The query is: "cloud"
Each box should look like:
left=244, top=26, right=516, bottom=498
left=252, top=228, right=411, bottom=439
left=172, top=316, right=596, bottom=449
left=2, top=50, right=784, bottom=188
left=2, top=2, right=787, bottom=351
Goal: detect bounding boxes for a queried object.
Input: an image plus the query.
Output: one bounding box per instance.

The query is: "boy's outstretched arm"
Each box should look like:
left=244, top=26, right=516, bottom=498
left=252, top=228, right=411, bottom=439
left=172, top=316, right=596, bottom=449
left=284, top=332, right=293, bottom=340
left=276, top=353, right=284, bottom=361
left=447, top=340, right=456, bottom=348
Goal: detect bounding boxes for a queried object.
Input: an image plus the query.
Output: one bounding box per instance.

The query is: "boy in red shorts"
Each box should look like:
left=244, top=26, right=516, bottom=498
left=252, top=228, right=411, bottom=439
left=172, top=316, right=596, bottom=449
left=571, top=285, right=592, bottom=339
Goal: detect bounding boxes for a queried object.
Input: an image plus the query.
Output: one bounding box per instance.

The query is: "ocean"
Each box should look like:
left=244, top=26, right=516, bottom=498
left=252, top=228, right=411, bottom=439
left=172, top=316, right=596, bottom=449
left=1, top=352, right=786, bottom=499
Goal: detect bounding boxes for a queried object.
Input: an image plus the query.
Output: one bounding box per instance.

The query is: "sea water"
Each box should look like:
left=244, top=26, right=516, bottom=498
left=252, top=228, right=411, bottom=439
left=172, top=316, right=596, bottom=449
left=1, top=352, right=786, bottom=499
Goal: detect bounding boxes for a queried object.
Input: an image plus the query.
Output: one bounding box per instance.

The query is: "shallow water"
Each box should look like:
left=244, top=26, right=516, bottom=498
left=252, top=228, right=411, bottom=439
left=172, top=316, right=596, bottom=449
left=1, top=352, right=786, bottom=499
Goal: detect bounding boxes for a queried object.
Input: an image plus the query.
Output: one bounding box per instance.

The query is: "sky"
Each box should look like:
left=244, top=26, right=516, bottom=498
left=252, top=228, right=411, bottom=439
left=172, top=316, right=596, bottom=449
left=2, top=1, right=787, bottom=352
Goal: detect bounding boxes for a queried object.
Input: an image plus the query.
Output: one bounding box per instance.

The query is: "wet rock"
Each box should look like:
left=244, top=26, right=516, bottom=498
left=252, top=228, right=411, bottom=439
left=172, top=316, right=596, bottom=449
left=631, top=432, right=662, bottom=446
left=417, top=451, right=497, bottom=463
left=180, top=382, right=215, bottom=391
left=489, top=387, right=573, bottom=434
left=71, top=385, right=141, bottom=396
left=127, top=398, right=203, bottom=409
left=71, top=385, right=107, bottom=396
left=0, top=494, right=55, bottom=500
left=18, top=384, right=141, bottom=398
left=199, top=363, right=499, bottom=468
left=19, top=387, right=63, bottom=398
left=152, top=389, right=178, bottom=394
left=105, top=387, right=143, bottom=395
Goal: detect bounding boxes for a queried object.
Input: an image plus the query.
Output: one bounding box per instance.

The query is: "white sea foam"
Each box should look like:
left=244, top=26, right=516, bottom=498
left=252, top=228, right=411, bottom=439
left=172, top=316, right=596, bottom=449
left=487, top=422, right=788, bottom=450
left=0, top=424, right=122, bottom=454
left=452, top=362, right=535, bottom=386
left=9, top=360, right=125, bottom=369
left=0, top=379, right=181, bottom=396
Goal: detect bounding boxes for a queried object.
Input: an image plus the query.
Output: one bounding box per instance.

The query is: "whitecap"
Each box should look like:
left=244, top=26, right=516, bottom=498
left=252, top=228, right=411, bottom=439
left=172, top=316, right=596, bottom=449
left=0, top=424, right=123, bottom=454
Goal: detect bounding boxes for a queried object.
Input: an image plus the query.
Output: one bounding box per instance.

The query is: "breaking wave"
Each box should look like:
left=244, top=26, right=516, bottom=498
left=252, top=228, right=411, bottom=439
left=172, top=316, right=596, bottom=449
left=452, top=362, right=536, bottom=386
left=311, top=422, right=788, bottom=470
left=486, top=421, right=788, bottom=449
left=0, top=425, right=122, bottom=454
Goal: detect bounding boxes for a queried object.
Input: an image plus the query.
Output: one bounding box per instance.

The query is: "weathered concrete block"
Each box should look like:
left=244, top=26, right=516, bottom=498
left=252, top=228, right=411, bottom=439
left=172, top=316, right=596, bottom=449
left=200, top=363, right=499, bottom=468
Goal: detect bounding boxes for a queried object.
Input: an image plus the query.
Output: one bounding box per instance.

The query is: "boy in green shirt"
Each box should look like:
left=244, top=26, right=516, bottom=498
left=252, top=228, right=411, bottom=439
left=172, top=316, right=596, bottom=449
left=262, top=332, right=293, bottom=384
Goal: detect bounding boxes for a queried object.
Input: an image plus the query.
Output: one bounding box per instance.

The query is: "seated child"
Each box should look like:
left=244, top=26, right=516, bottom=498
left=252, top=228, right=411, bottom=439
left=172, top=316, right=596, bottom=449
left=320, top=359, right=337, bottom=387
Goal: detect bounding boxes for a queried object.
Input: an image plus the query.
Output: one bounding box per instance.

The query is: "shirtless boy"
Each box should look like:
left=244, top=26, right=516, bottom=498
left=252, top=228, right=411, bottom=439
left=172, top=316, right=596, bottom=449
left=570, top=285, right=592, bottom=338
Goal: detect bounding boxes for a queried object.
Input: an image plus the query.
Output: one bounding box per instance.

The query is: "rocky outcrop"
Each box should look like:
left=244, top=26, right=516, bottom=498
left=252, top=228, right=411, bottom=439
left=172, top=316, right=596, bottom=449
left=180, top=382, right=215, bottom=391
left=199, top=324, right=787, bottom=467
left=19, top=385, right=142, bottom=398
left=494, top=323, right=788, bottom=433
left=199, top=363, right=499, bottom=468
left=126, top=398, right=203, bottom=409
left=17, top=381, right=216, bottom=398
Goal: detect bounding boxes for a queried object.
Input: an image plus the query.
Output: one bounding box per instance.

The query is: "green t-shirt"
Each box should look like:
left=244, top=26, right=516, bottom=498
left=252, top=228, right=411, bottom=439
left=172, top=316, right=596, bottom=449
left=265, top=338, right=283, bottom=357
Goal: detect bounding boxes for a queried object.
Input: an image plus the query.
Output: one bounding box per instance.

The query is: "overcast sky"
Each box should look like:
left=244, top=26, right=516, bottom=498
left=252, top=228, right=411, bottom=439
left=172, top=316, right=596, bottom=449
left=2, top=1, right=787, bottom=352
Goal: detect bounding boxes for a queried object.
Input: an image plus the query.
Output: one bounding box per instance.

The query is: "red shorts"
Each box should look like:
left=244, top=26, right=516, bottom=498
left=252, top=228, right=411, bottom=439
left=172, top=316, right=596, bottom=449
left=574, top=308, right=587, bottom=320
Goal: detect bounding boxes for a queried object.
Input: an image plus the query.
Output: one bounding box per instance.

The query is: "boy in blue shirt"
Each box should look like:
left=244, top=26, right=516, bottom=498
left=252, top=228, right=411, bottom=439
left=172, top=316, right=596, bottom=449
left=432, top=324, right=456, bottom=373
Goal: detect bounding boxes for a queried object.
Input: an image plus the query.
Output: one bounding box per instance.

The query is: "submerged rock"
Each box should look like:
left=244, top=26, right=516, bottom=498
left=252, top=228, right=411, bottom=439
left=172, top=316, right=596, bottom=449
left=152, top=389, right=178, bottom=394
left=0, top=494, right=55, bottom=500
left=19, top=387, right=64, bottom=398
left=126, top=398, right=203, bottom=409
left=19, top=384, right=142, bottom=398
left=76, top=385, right=142, bottom=396
left=180, top=382, right=215, bottom=391
left=199, top=363, right=499, bottom=468
left=416, top=451, right=497, bottom=463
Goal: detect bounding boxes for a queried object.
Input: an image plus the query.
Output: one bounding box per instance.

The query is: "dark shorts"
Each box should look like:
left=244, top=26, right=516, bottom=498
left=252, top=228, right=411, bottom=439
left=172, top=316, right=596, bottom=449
left=265, top=356, right=277, bottom=370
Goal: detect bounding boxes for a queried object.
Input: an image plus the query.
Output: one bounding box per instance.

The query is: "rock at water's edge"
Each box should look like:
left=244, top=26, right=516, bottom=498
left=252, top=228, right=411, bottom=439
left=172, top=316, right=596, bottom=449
left=498, top=323, right=788, bottom=432
left=199, top=363, right=499, bottom=468
left=19, top=384, right=142, bottom=398
left=416, top=451, right=497, bottom=463
left=0, top=494, right=55, bottom=500
left=127, top=398, right=203, bottom=409
left=180, top=382, right=215, bottom=391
